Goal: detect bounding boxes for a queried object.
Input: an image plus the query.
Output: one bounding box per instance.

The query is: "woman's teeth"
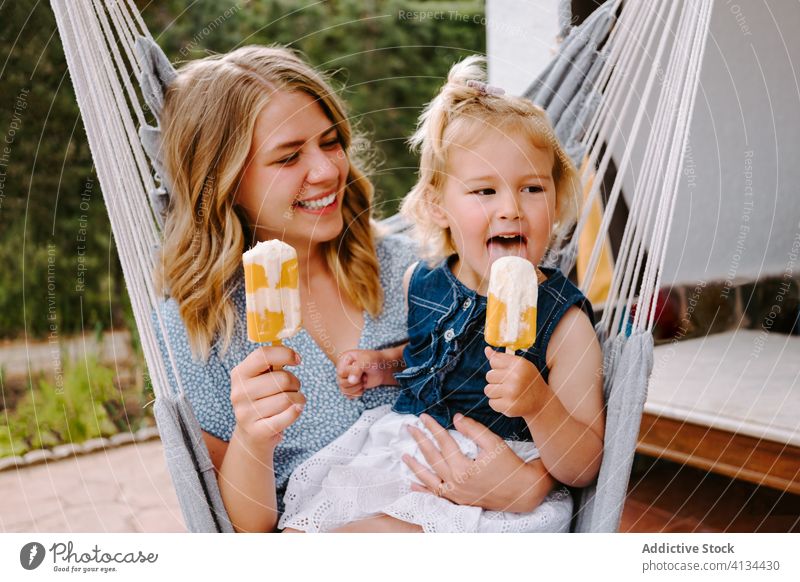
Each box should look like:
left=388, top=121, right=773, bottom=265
left=296, top=192, right=336, bottom=210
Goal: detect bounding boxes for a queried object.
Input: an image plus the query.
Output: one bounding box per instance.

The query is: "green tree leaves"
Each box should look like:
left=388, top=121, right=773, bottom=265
left=0, top=0, right=485, bottom=339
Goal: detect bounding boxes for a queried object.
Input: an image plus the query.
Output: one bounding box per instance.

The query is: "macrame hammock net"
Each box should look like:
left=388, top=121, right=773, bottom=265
left=50, top=0, right=713, bottom=532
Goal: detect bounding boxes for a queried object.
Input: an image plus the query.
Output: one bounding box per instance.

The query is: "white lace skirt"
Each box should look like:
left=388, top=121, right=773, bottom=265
left=278, top=405, right=572, bottom=533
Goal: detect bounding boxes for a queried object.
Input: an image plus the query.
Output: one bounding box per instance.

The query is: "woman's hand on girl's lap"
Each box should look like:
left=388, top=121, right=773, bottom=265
left=402, top=413, right=555, bottom=513
left=230, top=345, right=305, bottom=452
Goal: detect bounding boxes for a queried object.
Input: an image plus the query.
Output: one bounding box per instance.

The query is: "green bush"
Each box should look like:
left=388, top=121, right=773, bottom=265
left=0, top=0, right=485, bottom=339
left=0, top=354, right=151, bottom=458
left=158, top=0, right=486, bottom=215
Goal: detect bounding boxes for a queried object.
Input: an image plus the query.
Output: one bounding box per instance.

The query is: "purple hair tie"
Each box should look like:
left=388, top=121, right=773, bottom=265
left=466, top=79, right=505, bottom=97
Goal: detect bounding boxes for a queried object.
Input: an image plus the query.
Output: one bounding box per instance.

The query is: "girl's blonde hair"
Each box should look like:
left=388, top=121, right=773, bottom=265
left=156, top=46, right=382, bottom=360
left=401, top=55, right=581, bottom=262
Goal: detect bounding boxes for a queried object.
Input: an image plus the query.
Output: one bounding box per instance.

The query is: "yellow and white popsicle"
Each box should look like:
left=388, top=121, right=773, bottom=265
left=485, top=256, right=538, bottom=353
left=243, top=239, right=301, bottom=345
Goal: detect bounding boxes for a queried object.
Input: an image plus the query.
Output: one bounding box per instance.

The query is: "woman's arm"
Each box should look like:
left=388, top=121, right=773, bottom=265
left=213, top=345, right=305, bottom=532
left=402, top=306, right=604, bottom=507
left=204, top=428, right=281, bottom=533
left=217, top=428, right=281, bottom=533
left=203, top=431, right=228, bottom=473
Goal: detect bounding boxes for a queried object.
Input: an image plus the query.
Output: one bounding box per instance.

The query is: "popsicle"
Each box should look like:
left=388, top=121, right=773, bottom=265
left=485, top=256, right=538, bottom=353
left=243, top=239, right=301, bottom=345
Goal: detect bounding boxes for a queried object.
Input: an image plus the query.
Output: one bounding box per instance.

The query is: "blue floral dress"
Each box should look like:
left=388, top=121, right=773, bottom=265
left=154, top=233, right=419, bottom=511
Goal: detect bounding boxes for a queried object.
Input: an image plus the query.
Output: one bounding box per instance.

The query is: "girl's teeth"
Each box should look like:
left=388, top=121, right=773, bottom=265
left=297, top=192, right=336, bottom=209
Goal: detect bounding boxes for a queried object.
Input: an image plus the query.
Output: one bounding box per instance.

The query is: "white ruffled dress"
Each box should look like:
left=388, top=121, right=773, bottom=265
left=278, top=405, right=573, bottom=533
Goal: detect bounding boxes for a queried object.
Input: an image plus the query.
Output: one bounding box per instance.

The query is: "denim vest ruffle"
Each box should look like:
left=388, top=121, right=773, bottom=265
left=392, top=255, right=594, bottom=441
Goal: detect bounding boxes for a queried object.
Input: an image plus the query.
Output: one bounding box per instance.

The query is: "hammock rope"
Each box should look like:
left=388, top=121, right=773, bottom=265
left=50, top=0, right=714, bottom=532
left=52, top=0, right=179, bottom=403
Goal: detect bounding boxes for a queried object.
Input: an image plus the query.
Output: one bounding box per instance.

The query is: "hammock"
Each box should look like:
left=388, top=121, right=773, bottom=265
left=50, top=0, right=713, bottom=533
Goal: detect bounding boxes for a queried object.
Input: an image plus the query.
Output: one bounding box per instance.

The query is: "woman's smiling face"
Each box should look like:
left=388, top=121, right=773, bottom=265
left=236, top=90, right=350, bottom=250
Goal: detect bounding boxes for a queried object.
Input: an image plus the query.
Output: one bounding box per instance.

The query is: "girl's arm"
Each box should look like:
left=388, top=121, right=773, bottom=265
left=337, top=343, right=407, bottom=398
left=484, top=306, right=604, bottom=487
left=524, top=306, right=605, bottom=487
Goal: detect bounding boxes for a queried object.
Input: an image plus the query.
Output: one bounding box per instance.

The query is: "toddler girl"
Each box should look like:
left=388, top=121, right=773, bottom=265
left=279, top=56, right=605, bottom=533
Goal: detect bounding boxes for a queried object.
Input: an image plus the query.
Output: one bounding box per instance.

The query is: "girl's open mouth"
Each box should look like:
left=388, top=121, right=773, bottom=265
left=487, top=234, right=528, bottom=260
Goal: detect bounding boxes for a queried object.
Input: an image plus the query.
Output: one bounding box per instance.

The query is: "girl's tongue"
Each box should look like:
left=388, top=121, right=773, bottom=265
left=487, top=235, right=527, bottom=262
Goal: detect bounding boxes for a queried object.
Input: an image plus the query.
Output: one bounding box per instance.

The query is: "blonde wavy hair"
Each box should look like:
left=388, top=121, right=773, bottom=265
left=155, top=46, right=382, bottom=360
left=401, top=55, right=581, bottom=263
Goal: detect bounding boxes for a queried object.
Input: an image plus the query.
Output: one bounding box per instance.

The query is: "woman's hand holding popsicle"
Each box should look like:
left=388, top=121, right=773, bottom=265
left=230, top=345, right=305, bottom=452
left=235, top=239, right=306, bottom=450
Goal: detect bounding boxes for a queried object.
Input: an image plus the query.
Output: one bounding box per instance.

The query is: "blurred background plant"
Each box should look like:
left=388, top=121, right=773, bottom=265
left=0, top=0, right=485, bottom=456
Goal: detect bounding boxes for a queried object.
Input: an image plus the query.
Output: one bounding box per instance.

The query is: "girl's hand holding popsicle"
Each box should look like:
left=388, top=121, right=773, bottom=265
left=484, top=256, right=546, bottom=419
left=483, top=346, right=550, bottom=419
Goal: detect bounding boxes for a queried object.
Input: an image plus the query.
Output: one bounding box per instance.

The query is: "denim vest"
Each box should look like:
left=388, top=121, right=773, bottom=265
left=392, top=255, right=594, bottom=441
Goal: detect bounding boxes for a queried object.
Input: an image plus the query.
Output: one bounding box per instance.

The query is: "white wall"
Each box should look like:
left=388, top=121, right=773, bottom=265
left=487, top=0, right=800, bottom=287
left=487, top=0, right=560, bottom=94
left=659, top=1, right=800, bottom=286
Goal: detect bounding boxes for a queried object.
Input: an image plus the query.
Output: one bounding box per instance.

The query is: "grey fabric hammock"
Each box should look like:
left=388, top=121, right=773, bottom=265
left=50, top=0, right=713, bottom=532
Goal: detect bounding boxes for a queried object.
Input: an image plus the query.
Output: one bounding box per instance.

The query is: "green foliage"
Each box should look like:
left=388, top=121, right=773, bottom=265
left=0, top=354, right=152, bottom=458
left=146, top=0, right=485, bottom=214
left=0, top=2, right=125, bottom=338
left=0, top=1, right=485, bottom=340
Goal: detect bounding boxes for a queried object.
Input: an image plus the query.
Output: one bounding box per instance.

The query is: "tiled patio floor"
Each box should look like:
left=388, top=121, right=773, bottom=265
left=620, top=455, right=800, bottom=533
left=1, top=440, right=797, bottom=533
